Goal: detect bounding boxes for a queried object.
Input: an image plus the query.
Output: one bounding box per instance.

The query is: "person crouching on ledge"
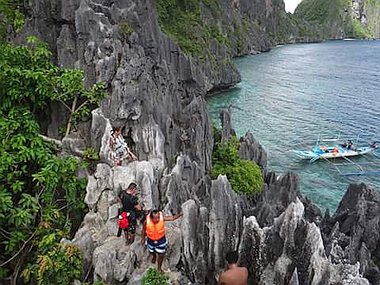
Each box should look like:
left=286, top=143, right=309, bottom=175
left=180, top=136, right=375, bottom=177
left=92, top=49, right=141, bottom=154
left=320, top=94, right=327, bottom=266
left=109, top=127, right=137, bottom=166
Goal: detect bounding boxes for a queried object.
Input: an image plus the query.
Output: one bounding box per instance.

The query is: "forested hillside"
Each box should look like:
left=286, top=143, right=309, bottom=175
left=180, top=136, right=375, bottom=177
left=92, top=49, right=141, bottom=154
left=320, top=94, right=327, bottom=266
left=295, top=0, right=380, bottom=39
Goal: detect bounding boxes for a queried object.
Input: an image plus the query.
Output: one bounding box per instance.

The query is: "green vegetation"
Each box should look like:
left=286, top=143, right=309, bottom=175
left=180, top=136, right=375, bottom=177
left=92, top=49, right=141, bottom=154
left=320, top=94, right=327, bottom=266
left=50, top=66, right=105, bottom=137
left=211, top=128, right=263, bottom=195
left=0, top=0, right=25, bottom=42
left=154, top=0, right=231, bottom=62
left=119, top=21, right=134, bottom=39
left=141, top=267, right=169, bottom=285
left=294, top=0, right=348, bottom=39
left=0, top=37, right=104, bottom=284
left=83, top=147, right=100, bottom=161
left=363, top=0, right=380, bottom=38
left=155, top=0, right=203, bottom=54
left=294, top=0, right=380, bottom=39
left=352, top=19, right=372, bottom=38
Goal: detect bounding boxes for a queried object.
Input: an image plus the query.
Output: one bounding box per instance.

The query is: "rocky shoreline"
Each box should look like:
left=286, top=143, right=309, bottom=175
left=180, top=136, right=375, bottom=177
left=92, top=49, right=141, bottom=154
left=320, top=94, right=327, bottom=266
left=69, top=109, right=380, bottom=285
left=11, top=0, right=380, bottom=284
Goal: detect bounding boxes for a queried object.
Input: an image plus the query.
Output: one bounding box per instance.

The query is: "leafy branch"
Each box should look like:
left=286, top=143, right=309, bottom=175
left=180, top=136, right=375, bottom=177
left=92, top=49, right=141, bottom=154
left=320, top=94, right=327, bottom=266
left=0, top=37, right=91, bottom=284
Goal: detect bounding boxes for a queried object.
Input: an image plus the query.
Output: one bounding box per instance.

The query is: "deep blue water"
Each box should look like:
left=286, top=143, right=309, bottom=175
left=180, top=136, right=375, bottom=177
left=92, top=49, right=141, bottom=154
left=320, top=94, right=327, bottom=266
left=207, top=40, right=380, bottom=212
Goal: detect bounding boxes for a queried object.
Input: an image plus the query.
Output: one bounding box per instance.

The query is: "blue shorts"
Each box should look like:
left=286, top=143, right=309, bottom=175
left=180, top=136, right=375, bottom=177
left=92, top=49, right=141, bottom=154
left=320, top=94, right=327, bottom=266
left=147, top=236, right=167, bottom=254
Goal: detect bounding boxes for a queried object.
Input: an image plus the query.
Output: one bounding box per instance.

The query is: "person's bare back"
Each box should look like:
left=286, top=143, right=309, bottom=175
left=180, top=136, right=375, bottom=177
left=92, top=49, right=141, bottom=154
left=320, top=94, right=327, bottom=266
left=219, top=266, right=248, bottom=285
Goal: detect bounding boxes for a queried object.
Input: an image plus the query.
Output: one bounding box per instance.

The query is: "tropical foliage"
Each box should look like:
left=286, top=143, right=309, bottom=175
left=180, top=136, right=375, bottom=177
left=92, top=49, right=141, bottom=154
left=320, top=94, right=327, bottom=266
left=141, top=267, right=169, bottom=285
left=294, top=0, right=378, bottom=39
left=0, top=37, right=104, bottom=284
left=211, top=128, right=263, bottom=195
left=155, top=0, right=232, bottom=62
left=0, top=0, right=25, bottom=41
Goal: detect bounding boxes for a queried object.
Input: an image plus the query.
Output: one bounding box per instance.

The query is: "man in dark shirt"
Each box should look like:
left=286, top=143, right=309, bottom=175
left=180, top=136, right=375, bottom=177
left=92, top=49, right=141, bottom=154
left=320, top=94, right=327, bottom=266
left=118, top=182, right=142, bottom=244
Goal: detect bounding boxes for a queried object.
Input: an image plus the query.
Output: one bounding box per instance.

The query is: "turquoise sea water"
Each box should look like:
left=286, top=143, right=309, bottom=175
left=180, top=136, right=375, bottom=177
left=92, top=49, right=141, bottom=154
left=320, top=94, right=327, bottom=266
left=207, top=40, right=380, bottom=212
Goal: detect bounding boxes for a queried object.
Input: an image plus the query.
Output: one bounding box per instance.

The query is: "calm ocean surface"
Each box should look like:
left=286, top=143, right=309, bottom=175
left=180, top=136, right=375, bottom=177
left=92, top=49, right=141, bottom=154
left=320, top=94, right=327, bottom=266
left=207, top=40, right=380, bottom=212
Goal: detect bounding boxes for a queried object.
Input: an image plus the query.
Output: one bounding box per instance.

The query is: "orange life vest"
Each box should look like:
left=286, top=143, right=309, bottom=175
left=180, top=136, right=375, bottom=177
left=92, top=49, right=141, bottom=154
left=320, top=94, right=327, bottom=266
left=146, top=213, right=165, bottom=240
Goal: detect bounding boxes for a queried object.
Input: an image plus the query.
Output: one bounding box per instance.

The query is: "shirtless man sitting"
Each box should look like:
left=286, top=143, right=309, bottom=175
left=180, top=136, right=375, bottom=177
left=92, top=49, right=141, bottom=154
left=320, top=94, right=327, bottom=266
left=219, top=251, right=248, bottom=285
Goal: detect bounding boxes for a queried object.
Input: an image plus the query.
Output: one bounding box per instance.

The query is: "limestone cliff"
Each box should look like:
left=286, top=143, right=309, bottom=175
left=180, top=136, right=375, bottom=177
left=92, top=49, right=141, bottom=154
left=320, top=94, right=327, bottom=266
left=294, top=0, right=380, bottom=39
left=7, top=0, right=380, bottom=284
left=153, top=0, right=301, bottom=91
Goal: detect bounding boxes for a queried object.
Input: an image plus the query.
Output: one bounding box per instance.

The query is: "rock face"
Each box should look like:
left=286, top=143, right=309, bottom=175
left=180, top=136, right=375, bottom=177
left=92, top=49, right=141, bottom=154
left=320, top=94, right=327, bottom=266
left=324, top=183, right=380, bottom=285
left=17, top=0, right=214, bottom=176
left=351, top=0, right=380, bottom=38
left=294, top=0, right=380, bottom=39
left=12, top=1, right=380, bottom=284
left=239, top=198, right=370, bottom=285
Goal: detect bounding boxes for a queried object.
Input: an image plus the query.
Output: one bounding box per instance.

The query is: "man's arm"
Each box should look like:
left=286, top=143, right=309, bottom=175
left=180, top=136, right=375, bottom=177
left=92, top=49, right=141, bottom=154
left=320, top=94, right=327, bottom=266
left=163, top=212, right=183, bottom=221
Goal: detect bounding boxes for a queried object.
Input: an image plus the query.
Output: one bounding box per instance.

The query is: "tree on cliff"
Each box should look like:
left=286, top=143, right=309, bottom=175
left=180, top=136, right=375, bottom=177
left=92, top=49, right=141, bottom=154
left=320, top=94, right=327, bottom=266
left=212, top=129, right=264, bottom=194
left=0, top=37, right=103, bottom=284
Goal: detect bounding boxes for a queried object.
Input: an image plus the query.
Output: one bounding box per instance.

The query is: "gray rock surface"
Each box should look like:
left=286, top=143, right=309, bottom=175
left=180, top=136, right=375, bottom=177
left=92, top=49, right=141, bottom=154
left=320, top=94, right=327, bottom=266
left=11, top=1, right=380, bottom=284
left=220, top=108, right=235, bottom=144
left=240, top=198, right=370, bottom=285
left=239, top=132, right=268, bottom=169
left=325, top=183, right=380, bottom=284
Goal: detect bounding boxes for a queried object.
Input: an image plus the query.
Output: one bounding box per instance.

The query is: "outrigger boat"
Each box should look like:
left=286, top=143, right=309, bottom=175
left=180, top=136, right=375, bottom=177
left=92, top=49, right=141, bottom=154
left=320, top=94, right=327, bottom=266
left=291, top=136, right=380, bottom=176
left=292, top=143, right=378, bottom=161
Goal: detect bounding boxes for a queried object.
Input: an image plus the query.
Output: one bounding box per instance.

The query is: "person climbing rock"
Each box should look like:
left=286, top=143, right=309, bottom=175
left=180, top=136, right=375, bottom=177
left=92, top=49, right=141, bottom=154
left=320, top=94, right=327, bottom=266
left=117, top=182, right=142, bottom=245
left=109, top=126, right=137, bottom=166
left=141, top=209, right=183, bottom=273
left=218, top=251, right=248, bottom=285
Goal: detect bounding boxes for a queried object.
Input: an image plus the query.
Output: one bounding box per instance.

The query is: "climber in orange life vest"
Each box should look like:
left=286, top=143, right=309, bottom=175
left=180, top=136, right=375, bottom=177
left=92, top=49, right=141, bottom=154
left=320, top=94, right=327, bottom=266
left=141, top=210, right=183, bottom=273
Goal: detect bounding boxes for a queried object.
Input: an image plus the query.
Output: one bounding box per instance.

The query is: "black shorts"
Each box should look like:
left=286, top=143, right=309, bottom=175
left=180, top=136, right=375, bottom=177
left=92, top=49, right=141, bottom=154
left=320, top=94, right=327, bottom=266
left=117, top=219, right=137, bottom=236
left=124, top=222, right=136, bottom=234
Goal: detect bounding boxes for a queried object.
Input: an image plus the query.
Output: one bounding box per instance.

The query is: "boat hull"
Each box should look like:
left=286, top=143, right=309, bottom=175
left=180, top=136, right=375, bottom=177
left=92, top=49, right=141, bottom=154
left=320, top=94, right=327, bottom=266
left=292, top=146, right=375, bottom=160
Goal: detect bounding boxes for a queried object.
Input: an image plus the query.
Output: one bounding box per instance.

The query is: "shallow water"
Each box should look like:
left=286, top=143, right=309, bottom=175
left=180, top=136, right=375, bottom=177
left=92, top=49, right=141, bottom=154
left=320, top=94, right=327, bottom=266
left=207, top=40, right=380, bottom=212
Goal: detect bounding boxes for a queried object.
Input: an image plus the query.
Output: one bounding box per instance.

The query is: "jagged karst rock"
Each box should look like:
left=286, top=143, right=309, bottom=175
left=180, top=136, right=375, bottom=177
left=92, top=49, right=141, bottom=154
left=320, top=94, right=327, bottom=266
left=288, top=268, right=299, bottom=285
left=113, top=161, right=157, bottom=210
left=208, top=176, right=244, bottom=271
left=13, top=1, right=380, bottom=284
left=219, top=108, right=236, bottom=143
left=248, top=172, right=300, bottom=227
left=85, top=163, right=113, bottom=209
left=327, top=183, right=380, bottom=283
left=240, top=198, right=370, bottom=285
left=181, top=200, right=209, bottom=283
left=93, top=238, right=144, bottom=284
left=18, top=0, right=214, bottom=174
left=239, top=132, right=268, bottom=169
left=161, top=155, right=210, bottom=214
